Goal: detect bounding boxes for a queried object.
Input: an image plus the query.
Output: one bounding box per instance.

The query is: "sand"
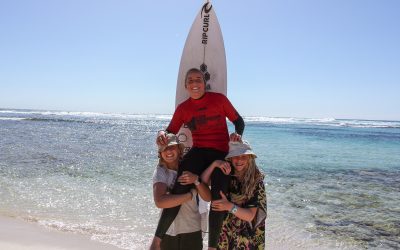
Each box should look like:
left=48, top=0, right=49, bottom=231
left=0, top=216, right=120, bottom=250
left=0, top=215, right=332, bottom=250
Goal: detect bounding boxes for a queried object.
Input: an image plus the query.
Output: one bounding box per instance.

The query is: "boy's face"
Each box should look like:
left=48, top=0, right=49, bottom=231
left=185, top=72, right=206, bottom=99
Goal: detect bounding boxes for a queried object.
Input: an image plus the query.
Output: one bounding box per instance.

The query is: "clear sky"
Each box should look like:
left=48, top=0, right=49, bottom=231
left=0, top=0, right=399, bottom=120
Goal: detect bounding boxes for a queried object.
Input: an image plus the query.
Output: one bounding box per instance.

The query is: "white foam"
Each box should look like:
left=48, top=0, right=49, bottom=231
left=1, top=109, right=398, bottom=128
left=35, top=218, right=155, bottom=250
left=337, top=119, right=400, bottom=128
left=244, top=116, right=337, bottom=124
left=0, top=109, right=172, bottom=121
left=244, top=116, right=400, bottom=128
left=0, top=110, right=41, bottom=115
left=0, top=117, right=25, bottom=121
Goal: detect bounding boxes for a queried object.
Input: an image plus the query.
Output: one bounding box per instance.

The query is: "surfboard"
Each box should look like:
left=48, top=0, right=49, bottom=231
left=176, top=1, right=227, bottom=153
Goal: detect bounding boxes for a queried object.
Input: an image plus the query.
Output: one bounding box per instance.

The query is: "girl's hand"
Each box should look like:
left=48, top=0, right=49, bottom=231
left=214, top=160, right=231, bottom=175
left=211, top=191, right=234, bottom=212
left=178, top=171, right=198, bottom=185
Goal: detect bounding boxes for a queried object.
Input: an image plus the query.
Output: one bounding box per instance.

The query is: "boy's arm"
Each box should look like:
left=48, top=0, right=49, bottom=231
left=157, top=105, right=184, bottom=145
left=233, top=115, right=245, bottom=135
left=230, top=115, right=245, bottom=141
left=220, top=94, right=245, bottom=137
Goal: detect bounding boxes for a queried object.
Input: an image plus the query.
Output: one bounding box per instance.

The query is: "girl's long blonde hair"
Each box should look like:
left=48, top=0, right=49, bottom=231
left=231, top=155, right=264, bottom=204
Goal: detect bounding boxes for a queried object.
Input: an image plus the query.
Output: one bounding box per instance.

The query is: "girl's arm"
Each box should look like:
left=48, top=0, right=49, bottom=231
left=211, top=191, right=258, bottom=222
left=178, top=171, right=211, bottom=202
left=201, top=160, right=231, bottom=185
left=196, top=181, right=211, bottom=201
left=153, top=182, right=192, bottom=208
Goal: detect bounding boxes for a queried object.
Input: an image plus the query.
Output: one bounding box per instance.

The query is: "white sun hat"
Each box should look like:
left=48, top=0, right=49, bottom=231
left=225, top=140, right=257, bottom=159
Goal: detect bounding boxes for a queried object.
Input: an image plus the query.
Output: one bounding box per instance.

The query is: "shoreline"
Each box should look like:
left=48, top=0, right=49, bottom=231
left=0, top=214, right=345, bottom=250
left=0, top=215, right=121, bottom=250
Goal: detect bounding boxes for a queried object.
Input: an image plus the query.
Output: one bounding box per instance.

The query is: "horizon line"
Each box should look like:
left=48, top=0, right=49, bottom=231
left=1, top=107, right=399, bottom=122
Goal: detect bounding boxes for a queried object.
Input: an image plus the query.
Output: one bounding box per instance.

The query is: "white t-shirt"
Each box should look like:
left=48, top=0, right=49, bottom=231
left=152, top=165, right=202, bottom=236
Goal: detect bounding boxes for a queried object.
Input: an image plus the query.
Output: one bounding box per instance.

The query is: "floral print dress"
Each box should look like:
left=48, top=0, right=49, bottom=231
left=217, top=177, right=267, bottom=250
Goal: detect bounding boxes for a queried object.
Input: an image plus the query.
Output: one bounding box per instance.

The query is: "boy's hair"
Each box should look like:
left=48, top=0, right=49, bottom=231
left=184, top=68, right=206, bottom=86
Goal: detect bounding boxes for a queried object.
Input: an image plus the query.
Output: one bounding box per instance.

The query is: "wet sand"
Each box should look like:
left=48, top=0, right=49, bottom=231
left=0, top=216, right=120, bottom=250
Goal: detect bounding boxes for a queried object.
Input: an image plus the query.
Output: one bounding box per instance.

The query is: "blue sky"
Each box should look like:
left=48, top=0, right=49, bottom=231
left=0, top=0, right=399, bottom=120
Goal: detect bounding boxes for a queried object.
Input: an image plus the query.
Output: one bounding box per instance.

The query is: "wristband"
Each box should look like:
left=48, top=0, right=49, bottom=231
left=194, top=177, right=201, bottom=186
left=230, top=204, right=238, bottom=214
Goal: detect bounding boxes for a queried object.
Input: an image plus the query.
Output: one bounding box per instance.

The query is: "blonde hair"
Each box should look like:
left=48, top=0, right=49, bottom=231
left=231, top=155, right=264, bottom=204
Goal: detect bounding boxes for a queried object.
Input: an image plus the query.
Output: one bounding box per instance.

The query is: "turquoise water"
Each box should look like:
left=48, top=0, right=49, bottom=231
left=245, top=122, right=400, bottom=249
left=1, top=109, right=399, bottom=249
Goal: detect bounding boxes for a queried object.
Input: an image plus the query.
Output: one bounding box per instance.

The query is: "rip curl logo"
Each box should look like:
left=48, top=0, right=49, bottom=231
left=201, top=3, right=212, bottom=45
left=201, top=3, right=212, bottom=17
left=200, top=3, right=212, bottom=90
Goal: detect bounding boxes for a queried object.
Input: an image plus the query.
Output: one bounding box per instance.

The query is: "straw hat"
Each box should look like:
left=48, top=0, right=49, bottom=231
left=225, top=140, right=257, bottom=159
left=158, top=133, right=185, bottom=152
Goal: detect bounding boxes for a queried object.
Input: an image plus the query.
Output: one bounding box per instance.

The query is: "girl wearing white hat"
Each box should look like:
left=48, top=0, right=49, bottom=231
left=201, top=140, right=267, bottom=250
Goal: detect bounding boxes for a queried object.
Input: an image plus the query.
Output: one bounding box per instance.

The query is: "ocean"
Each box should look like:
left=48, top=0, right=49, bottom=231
left=0, top=109, right=399, bottom=249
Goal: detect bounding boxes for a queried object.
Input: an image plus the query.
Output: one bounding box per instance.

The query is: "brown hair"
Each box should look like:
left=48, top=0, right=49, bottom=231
left=184, top=68, right=206, bottom=87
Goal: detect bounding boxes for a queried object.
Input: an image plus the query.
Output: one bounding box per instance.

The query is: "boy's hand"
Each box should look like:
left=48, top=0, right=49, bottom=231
left=156, top=131, right=167, bottom=146
left=229, top=132, right=241, bottom=142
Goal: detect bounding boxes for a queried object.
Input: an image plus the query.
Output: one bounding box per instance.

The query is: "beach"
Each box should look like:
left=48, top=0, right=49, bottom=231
left=0, top=215, right=320, bottom=250
left=0, top=216, right=119, bottom=250
left=0, top=216, right=333, bottom=250
left=1, top=109, right=399, bottom=249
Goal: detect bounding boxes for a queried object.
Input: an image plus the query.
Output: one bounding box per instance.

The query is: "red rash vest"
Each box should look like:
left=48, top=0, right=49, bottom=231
left=167, top=92, right=239, bottom=153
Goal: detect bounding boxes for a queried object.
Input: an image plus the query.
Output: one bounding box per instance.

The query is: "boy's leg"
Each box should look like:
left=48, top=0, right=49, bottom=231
left=198, top=150, right=230, bottom=247
left=208, top=167, right=231, bottom=248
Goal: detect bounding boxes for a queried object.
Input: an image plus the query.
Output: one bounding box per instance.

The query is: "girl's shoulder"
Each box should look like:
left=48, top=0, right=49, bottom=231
left=256, top=173, right=266, bottom=187
left=156, top=164, right=177, bottom=174
left=153, top=164, right=177, bottom=186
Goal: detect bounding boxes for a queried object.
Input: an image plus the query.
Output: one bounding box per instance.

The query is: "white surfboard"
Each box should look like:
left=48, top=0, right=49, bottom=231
left=176, top=1, right=227, bottom=153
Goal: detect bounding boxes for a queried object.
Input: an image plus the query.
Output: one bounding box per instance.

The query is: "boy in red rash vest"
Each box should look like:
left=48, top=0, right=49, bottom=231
left=151, top=68, right=244, bottom=250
